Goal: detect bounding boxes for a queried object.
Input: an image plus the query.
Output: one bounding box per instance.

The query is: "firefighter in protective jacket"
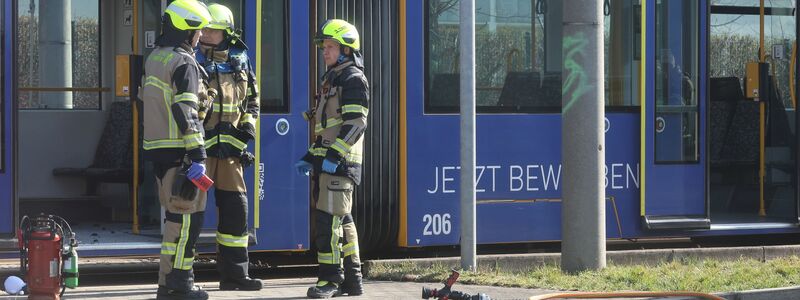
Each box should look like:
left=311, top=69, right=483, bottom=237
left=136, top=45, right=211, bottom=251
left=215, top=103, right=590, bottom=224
left=296, top=19, right=369, bottom=299
left=195, top=3, right=262, bottom=291
left=141, top=0, right=211, bottom=299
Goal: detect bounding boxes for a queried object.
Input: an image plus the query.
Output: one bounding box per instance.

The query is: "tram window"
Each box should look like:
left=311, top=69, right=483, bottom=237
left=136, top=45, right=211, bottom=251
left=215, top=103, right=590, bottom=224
left=654, top=0, right=699, bottom=163
left=426, top=0, right=641, bottom=114
left=260, top=0, right=288, bottom=113
left=17, top=0, right=101, bottom=110
left=605, top=0, right=641, bottom=109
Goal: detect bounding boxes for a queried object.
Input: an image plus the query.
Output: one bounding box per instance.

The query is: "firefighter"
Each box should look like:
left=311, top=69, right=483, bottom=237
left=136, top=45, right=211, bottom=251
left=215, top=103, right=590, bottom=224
left=141, top=0, right=211, bottom=299
left=195, top=3, right=262, bottom=291
left=296, top=19, right=369, bottom=299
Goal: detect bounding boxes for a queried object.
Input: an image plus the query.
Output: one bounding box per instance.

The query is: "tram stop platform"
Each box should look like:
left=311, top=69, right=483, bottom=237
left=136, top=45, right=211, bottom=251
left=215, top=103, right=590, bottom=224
left=0, top=278, right=550, bottom=299
left=4, top=244, right=800, bottom=299
left=2, top=276, right=799, bottom=299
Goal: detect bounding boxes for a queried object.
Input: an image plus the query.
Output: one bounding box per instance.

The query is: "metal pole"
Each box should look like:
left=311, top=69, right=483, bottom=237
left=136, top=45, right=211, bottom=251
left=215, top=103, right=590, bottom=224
left=561, top=0, right=605, bottom=273
left=39, top=0, right=73, bottom=109
left=459, top=0, right=477, bottom=272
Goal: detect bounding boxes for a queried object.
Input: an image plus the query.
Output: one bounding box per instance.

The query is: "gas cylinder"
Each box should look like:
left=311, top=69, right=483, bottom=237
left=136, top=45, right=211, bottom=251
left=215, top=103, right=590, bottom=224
left=26, top=226, right=62, bottom=300
left=62, top=243, right=78, bottom=289
left=19, top=214, right=76, bottom=300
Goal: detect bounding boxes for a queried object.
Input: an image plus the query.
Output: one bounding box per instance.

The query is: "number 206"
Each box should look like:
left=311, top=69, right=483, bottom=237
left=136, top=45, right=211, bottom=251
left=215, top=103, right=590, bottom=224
left=422, top=213, right=451, bottom=236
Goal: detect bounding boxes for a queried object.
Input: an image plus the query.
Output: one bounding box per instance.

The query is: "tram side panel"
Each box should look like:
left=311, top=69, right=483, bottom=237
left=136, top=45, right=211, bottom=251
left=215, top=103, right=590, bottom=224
left=401, top=0, right=643, bottom=247
left=403, top=112, right=641, bottom=247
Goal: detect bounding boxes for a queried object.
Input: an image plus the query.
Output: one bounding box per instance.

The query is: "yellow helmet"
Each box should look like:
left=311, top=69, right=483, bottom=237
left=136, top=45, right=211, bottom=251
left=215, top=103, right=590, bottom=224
left=207, top=3, right=235, bottom=35
left=314, top=19, right=360, bottom=51
left=164, top=0, right=212, bottom=31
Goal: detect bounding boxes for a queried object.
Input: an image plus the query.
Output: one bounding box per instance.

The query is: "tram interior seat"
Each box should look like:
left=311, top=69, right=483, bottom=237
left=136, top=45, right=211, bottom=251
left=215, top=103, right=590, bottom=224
left=709, top=77, right=742, bottom=163
left=498, top=72, right=562, bottom=110
left=711, top=75, right=795, bottom=214
left=709, top=77, right=756, bottom=213
left=52, top=101, right=133, bottom=195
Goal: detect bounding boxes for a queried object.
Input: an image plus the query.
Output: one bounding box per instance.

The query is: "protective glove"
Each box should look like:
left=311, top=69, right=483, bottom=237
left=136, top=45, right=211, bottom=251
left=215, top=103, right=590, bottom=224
left=322, top=159, right=339, bottom=174
left=179, top=179, right=199, bottom=201
left=172, top=168, right=199, bottom=201
left=295, top=160, right=312, bottom=176
left=240, top=151, right=255, bottom=168
left=186, top=162, right=206, bottom=180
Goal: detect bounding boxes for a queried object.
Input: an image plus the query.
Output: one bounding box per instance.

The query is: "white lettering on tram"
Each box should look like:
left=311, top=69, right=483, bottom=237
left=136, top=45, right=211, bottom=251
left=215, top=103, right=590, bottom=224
left=427, top=162, right=638, bottom=194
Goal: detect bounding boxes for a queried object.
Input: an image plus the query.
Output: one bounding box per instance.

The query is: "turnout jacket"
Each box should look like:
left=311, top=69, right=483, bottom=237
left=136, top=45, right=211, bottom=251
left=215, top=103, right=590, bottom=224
left=301, top=60, right=370, bottom=185
left=142, top=45, right=207, bottom=163
left=196, top=44, right=259, bottom=158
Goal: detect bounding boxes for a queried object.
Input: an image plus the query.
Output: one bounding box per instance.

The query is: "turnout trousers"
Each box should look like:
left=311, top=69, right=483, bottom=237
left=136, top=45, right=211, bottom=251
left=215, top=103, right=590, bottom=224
left=155, top=163, right=207, bottom=292
left=206, top=157, right=250, bottom=281
left=312, top=173, right=362, bottom=285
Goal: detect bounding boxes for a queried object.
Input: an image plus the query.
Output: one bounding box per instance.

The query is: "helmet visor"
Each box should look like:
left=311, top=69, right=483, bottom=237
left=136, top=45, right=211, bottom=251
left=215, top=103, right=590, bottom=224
left=313, top=33, right=336, bottom=49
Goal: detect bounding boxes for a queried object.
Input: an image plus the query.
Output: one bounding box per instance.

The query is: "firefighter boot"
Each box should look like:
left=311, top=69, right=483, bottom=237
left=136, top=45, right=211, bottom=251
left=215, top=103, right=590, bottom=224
left=341, top=256, right=363, bottom=296
left=156, top=285, right=209, bottom=300
left=307, top=281, right=342, bottom=298
left=220, top=277, right=263, bottom=291
left=157, top=269, right=208, bottom=300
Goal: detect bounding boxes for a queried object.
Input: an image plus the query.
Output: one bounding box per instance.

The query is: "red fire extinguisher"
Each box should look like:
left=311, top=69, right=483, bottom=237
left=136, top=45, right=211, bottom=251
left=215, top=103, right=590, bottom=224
left=18, top=214, right=76, bottom=300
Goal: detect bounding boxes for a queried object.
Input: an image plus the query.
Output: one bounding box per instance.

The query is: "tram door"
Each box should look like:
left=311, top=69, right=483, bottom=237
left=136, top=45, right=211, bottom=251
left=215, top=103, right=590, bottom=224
left=642, top=0, right=709, bottom=229
left=0, top=0, right=11, bottom=238
left=137, top=0, right=260, bottom=248
left=708, top=1, right=798, bottom=226
left=137, top=0, right=311, bottom=251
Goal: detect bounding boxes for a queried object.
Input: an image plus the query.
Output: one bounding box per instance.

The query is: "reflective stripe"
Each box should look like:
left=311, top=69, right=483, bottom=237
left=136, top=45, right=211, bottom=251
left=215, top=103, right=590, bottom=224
left=317, top=252, right=337, bottom=264
left=204, top=134, right=247, bottom=150
left=329, top=216, right=342, bottom=265
left=310, top=147, right=327, bottom=157
left=177, top=257, right=194, bottom=271
left=240, top=113, right=256, bottom=125
left=143, top=138, right=185, bottom=150
left=145, top=76, right=173, bottom=93
left=216, top=232, right=248, bottom=248
left=183, top=132, right=204, bottom=150
left=216, top=102, right=239, bottom=113
left=314, top=118, right=344, bottom=133
left=173, top=214, right=191, bottom=270
left=341, top=104, right=369, bottom=116
left=145, top=76, right=179, bottom=138
left=345, top=152, right=363, bottom=164
left=175, top=93, right=198, bottom=103
left=331, top=138, right=351, bottom=155
left=342, top=242, right=358, bottom=257
left=221, top=135, right=247, bottom=150
left=161, top=242, right=177, bottom=255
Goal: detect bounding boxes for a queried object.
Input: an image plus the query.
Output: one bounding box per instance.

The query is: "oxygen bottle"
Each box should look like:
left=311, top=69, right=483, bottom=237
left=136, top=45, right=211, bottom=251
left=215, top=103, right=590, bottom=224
left=62, top=235, right=78, bottom=289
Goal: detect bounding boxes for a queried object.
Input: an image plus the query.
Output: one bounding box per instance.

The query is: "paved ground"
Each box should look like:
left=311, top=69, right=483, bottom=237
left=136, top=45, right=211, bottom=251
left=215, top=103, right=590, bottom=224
left=0, top=277, right=552, bottom=300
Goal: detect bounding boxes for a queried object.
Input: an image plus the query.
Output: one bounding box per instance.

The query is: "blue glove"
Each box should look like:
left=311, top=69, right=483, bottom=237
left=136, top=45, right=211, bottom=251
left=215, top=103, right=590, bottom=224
left=295, top=160, right=312, bottom=176
left=322, top=159, right=339, bottom=174
left=186, top=162, right=206, bottom=180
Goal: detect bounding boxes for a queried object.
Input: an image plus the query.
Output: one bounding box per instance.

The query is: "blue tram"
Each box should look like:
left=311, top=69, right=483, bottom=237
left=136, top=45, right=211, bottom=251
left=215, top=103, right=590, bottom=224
left=1, top=0, right=799, bottom=257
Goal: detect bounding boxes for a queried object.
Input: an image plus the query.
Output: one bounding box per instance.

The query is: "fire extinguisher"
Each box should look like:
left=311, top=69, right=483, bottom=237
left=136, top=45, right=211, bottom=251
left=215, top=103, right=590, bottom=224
left=18, top=214, right=78, bottom=300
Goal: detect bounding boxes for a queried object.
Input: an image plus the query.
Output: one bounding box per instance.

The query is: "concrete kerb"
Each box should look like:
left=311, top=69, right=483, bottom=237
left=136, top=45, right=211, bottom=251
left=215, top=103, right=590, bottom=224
left=365, top=245, right=800, bottom=276
left=716, top=286, right=800, bottom=300
left=0, top=257, right=218, bottom=277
